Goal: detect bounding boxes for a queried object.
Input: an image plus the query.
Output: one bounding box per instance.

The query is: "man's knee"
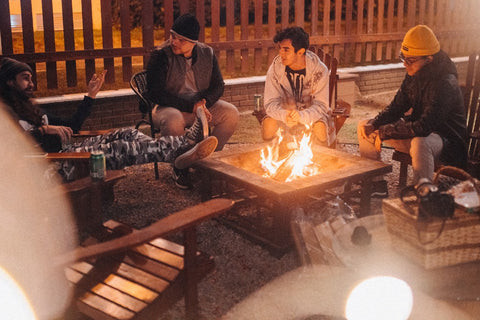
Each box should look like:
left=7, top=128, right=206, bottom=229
left=357, top=119, right=370, bottom=128
left=211, top=100, right=239, bottom=126
left=261, top=117, right=279, bottom=141
left=313, top=121, right=327, bottom=143
left=152, top=106, right=185, bottom=136
left=410, top=135, right=443, bottom=162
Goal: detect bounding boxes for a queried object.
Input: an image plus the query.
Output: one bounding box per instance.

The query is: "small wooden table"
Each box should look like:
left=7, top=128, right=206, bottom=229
left=62, top=170, right=126, bottom=233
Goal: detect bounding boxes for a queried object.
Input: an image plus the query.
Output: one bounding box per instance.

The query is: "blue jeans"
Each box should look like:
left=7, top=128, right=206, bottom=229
left=357, top=119, right=443, bottom=183
left=153, top=99, right=239, bottom=151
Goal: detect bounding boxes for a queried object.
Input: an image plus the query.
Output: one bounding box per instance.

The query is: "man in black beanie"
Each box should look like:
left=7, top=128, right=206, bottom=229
left=0, top=57, right=218, bottom=182
left=146, top=13, right=239, bottom=189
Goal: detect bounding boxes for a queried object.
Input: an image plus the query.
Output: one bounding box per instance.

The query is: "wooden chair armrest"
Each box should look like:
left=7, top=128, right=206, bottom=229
left=45, top=152, right=91, bottom=160
left=470, top=131, right=480, bottom=139
left=74, top=129, right=112, bottom=137
left=55, top=198, right=234, bottom=266
left=60, top=170, right=126, bottom=193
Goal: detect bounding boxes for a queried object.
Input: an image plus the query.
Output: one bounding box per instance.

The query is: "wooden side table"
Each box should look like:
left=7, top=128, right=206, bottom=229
left=62, top=170, right=126, bottom=233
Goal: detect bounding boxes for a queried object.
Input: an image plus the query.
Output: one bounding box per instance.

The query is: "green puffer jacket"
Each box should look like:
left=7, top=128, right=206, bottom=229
left=372, top=50, right=468, bottom=169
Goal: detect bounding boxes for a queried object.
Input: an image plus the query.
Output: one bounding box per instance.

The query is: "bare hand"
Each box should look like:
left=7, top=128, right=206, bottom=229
left=285, top=110, right=300, bottom=127
left=43, top=125, right=73, bottom=145
left=284, top=97, right=297, bottom=110
left=193, top=99, right=212, bottom=121
left=87, top=70, right=107, bottom=99
left=359, top=122, right=376, bottom=141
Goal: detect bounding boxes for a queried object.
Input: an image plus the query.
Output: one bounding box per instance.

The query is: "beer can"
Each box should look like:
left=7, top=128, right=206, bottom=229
left=254, top=94, right=263, bottom=112
left=90, top=150, right=106, bottom=180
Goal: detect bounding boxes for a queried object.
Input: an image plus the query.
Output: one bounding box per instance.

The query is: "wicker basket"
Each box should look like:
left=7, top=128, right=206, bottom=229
left=383, top=197, right=480, bottom=269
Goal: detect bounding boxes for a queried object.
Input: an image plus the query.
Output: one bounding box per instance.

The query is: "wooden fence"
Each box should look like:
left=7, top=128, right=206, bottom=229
left=1, top=0, right=480, bottom=92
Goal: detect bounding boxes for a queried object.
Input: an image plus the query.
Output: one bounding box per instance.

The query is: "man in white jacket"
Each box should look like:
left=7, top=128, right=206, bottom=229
left=261, top=27, right=334, bottom=146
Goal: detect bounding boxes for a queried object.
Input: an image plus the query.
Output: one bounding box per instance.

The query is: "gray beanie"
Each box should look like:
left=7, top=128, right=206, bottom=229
left=0, top=58, right=33, bottom=85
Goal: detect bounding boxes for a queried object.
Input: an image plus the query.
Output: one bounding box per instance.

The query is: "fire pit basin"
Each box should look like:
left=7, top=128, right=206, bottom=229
left=194, top=143, right=392, bottom=255
left=219, top=145, right=356, bottom=182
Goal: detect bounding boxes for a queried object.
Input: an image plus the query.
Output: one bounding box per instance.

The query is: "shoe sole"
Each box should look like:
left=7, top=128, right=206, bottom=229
left=174, top=136, right=218, bottom=169
left=173, top=176, right=192, bottom=190
left=371, top=192, right=389, bottom=198
left=196, top=107, right=209, bottom=141
left=171, top=169, right=192, bottom=190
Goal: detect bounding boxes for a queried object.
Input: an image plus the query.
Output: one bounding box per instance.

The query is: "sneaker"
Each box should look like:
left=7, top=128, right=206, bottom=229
left=172, top=167, right=193, bottom=190
left=174, top=136, right=218, bottom=169
left=185, top=107, right=209, bottom=143
left=370, top=179, right=389, bottom=198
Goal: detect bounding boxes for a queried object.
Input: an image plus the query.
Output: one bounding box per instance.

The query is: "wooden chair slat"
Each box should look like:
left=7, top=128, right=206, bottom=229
left=120, top=252, right=181, bottom=282
left=309, top=45, right=351, bottom=137
left=104, top=220, right=185, bottom=255
left=115, top=262, right=171, bottom=292
left=69, top=261, right=158, bottom=303
left=76, top=292, right=137, bottom=320
left=130, top=245, right=184, bottom=270
left=66, top=268, right=149, bottom=313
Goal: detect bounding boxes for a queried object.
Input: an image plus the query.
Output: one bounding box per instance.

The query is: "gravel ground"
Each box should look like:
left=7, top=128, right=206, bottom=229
left=98, top=91, right=407, bottom=319
left=101, top=141, right=404, bottom=320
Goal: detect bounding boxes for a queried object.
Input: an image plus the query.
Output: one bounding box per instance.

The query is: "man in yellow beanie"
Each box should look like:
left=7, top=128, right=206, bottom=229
left=357, top=25, right=467, bottom=193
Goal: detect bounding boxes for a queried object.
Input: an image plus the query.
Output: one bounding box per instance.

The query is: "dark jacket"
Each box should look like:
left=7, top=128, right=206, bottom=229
left=145, top=40, right=225, bottom=113
left=29, top=96, right=94, bottom=152
left=372, top=50, right=468, bottom=168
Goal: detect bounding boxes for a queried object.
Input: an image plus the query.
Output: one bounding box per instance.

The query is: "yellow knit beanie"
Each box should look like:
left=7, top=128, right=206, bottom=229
left=401, top=25, right=440, bottom=56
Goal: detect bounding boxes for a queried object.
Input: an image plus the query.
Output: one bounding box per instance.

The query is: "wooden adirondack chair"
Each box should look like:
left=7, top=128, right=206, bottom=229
left=60, top=198, right=234, bottom=320
left=309, top=46, right=351, bottom=134
left=393, top=50, right=480, bottom=186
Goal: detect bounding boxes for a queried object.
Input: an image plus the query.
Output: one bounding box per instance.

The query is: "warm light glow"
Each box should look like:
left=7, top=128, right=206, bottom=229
left=345, top=276, right=413, bottom=320
left=0, top=266, right=37, bottom=319
left=260, top=127, right=319, bottom=182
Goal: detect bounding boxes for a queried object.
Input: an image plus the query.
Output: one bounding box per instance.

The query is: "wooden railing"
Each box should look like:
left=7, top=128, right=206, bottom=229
left=1, top=0, right=479, bottom=92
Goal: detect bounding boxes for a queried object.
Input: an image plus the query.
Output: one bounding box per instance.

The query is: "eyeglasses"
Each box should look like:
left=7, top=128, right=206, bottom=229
left=399, top=52, right=426, bottom=66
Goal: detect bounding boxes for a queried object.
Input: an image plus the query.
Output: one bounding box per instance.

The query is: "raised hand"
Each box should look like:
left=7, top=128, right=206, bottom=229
left=193, top=99, right=212, bottom=121
left=285, top=109, right=300, bottom=127
left=87, top=70, right=107, bottom=99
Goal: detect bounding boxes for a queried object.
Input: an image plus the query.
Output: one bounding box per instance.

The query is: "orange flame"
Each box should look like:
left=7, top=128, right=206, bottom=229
left=260, top=127, right=319, bottom=182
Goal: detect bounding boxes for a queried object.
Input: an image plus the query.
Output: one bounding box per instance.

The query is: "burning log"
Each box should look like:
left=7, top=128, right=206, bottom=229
left=272, top=151, right=295, bottom=181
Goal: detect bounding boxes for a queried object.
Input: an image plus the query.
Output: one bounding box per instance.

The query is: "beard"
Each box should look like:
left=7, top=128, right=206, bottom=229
left=2, top=85, right=42, bottom=126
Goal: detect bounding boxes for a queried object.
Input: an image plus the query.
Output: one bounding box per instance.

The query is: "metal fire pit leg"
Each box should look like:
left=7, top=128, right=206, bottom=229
left=359, top=178, right=373, bottom=217
left=268, top=201, right=295, bottom=257
left=197, top=169, right=214, bottom=202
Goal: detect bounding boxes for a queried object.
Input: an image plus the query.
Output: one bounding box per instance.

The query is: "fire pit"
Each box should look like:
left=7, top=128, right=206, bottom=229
left=194, top=143, right=392, bottom=256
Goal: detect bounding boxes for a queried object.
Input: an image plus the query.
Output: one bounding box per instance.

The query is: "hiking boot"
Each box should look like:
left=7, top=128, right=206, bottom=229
left=172, top=167, right=193, bottom=190
left=185, top=107, right=209, bottom=143
left=370, top=179, right=389, bottom=198
left=174, top=136, right=218, bottom=170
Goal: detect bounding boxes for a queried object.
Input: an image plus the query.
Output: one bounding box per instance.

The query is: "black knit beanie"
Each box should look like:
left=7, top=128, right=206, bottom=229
left=171, top=13, right=200, bottom=42
left=0, top=58, right=33, bottom=85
